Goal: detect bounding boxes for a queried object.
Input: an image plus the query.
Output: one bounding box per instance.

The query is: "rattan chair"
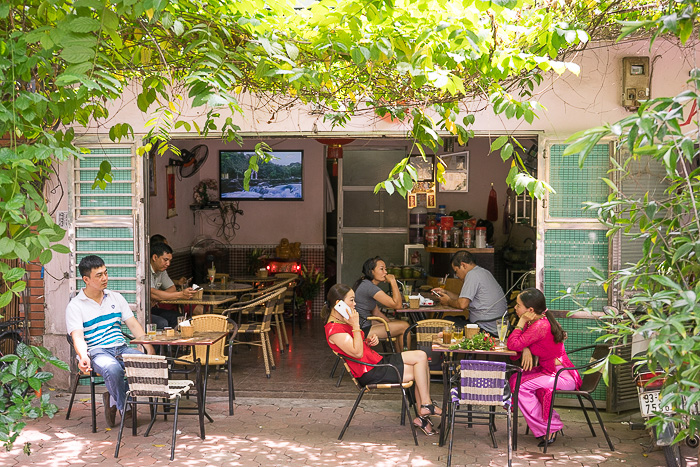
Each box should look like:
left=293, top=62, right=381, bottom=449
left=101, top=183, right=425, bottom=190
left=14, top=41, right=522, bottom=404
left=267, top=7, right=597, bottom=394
left=114, top=354, right=204, bottom=461
left=274, top=272, right=300, bottom=333
left=403, top=319, right=455, bottom=375
left=270, top=276, right=296, bottom=352
left=335, top=352, right=418, bottom=445
left=228, top=288, right=286, bottom=378
left=448, top=360, right=522, bottom=467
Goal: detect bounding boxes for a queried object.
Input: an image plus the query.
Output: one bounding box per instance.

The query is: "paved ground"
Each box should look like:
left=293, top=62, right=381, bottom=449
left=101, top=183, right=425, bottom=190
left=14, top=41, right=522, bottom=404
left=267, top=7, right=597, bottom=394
left=2, top=392, right=697, bottom=467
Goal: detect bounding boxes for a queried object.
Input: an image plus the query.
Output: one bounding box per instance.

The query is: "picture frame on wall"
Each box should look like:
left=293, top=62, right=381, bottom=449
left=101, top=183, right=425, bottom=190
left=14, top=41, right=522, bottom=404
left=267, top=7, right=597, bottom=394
left=408, top=155, right=434, bottom=181
left=438, top=151, right=469, bottom=192
left=149, top=156, right=157, bottom=196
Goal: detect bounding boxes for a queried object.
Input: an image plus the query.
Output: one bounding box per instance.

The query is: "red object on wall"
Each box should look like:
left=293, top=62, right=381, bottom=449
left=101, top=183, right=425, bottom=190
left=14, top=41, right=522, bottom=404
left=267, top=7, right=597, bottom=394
left=316, top=138, right=355, bottom=177
left=486, top=183, right=498, bottom=221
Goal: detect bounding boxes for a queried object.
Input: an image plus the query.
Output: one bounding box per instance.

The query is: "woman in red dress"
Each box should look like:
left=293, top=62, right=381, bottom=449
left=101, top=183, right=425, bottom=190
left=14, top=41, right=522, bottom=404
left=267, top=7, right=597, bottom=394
left=323, top=283, right=441, bottom=435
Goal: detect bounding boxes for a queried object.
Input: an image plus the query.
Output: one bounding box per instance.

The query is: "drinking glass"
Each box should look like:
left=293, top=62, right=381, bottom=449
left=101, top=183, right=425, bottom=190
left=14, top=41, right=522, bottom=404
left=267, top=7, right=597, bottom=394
left=454, top=326, right=464, bottom=342
left=442, top=325, right=453, bottom=345
left=147, top=324, right=157, bottom=336
left=497, top=320, right=509, bottom=347
left=207, top=268, right=216, bottom=287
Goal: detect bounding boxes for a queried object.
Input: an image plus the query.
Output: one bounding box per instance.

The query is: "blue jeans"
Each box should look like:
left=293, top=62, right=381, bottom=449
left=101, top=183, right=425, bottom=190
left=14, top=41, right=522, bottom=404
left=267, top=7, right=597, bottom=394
left=89, top=345, right=143, bottom=412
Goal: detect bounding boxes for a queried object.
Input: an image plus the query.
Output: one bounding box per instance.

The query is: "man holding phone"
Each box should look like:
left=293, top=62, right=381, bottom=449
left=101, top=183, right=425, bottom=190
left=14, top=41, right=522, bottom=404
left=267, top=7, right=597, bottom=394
left=150, top=242, right=200, bottom=328
left=431, top=250, right=506, bottom=336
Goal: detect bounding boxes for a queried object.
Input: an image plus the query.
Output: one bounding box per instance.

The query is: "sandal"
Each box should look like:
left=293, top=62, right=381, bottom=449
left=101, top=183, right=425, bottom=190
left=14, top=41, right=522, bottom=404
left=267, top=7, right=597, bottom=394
left=413, top=416, right=435, bottom=436
left=420, top=401, right=442, bottom=417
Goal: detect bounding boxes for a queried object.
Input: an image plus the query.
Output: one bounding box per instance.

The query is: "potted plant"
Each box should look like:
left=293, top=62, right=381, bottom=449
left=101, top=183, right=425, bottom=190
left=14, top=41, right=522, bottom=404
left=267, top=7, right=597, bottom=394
left=297, top=265, right=327, bottom=319
left=246, top=248, right=268, bottom=275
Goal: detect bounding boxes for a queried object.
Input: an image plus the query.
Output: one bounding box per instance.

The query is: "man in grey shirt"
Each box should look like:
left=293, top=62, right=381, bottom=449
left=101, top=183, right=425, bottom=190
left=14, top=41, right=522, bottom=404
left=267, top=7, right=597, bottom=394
left=150, top=242, right=197, bottom=328
left=431, top=250, right=506, bottom=335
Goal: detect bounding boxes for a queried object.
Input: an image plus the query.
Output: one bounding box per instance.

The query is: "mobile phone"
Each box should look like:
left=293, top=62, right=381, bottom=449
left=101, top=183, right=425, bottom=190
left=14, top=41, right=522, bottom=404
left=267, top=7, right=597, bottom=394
left=334, top=300, right=352, bottom=319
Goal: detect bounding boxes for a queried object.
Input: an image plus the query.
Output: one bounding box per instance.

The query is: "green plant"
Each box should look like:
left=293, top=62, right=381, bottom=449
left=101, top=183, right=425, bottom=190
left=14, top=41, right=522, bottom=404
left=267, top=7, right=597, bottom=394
left=449, top=332, right=497, bottom=351
left=0, top=342, right=69, bottom=453
left=561, top=0, right=700, bottom=447
left=246, top=249, right=268, bottom=275
left=297, top=265, right=327, bottom=302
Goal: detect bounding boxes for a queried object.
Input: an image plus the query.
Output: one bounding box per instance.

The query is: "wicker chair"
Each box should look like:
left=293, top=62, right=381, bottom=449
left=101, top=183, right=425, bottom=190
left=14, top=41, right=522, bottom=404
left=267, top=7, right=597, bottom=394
left=448, top=360, right=522, bottom=467
left=335, top=352, right=418, bottom=445
left=228, top=288, right=286, bottom=379
left=114, top=354, right=204, bottom=461
left=403, top=319, right=455, bottom=375
left=274, top=272, right=300, bottom=333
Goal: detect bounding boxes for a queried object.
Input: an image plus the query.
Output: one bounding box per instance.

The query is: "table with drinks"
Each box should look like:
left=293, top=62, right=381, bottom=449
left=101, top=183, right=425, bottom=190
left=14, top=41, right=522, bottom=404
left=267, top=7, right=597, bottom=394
left=430, top=323, right=519, bottom=448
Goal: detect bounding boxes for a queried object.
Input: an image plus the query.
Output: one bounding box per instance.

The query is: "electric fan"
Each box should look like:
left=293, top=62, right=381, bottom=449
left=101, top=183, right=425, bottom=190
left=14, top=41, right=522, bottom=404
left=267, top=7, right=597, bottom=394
left=169, top=144, right=209, bottom=178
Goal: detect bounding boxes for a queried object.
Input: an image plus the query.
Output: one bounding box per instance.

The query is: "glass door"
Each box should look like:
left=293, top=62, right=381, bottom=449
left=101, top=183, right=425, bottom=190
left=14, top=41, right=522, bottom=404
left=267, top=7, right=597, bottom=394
left=338, top=148, right=408, bottom=283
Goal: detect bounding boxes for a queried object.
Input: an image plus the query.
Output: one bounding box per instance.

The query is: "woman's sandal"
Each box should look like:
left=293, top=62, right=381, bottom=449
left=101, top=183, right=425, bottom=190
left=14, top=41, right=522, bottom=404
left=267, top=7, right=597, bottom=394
left=413, top=416, right=435, bottom=436
left=420, top=401, right=442, bottom=417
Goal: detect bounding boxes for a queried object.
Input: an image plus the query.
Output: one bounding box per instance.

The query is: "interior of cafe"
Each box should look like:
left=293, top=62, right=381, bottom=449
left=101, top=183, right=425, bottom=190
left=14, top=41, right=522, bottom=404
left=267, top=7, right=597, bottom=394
left=145, top=134, right=539, bottom=396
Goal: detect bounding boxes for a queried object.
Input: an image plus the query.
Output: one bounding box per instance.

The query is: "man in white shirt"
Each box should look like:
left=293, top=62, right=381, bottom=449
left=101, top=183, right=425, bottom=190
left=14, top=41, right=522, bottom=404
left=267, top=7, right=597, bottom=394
left=66, top=255, right=154, bottom=427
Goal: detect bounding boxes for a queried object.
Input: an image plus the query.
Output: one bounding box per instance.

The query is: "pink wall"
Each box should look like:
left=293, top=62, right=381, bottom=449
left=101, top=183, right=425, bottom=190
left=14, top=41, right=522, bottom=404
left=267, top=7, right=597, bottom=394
left=150, top=138, right=326, bottom=250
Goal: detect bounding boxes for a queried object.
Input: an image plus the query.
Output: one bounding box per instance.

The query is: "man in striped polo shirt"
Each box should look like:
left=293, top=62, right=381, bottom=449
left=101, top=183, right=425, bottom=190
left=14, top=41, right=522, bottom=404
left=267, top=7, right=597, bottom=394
left=66, top=255, right=155, bottom=428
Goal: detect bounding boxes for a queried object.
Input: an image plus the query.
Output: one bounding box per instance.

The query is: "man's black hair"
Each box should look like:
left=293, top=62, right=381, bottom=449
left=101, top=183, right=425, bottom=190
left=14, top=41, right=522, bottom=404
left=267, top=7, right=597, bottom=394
left=151, top=242, right=173, bottom=258
left=450, top=250, right=476, bottom=268
left=150, top=234, right=167, bottom=246
left=78, top=255, right=105, bottom=278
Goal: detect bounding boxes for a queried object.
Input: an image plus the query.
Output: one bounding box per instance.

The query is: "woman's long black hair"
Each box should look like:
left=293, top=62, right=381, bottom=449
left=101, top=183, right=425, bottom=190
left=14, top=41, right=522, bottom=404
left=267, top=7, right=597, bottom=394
left=321, top=283, right=352, bottom=320
left=351, top=256, right=383, bottom=291
left=518, top=288, right=567, bottom=343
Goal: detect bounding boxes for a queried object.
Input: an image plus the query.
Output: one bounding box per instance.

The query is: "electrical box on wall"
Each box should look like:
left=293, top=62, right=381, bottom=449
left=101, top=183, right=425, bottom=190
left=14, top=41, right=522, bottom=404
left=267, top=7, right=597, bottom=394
left=622, top=56, right=650, bottom=111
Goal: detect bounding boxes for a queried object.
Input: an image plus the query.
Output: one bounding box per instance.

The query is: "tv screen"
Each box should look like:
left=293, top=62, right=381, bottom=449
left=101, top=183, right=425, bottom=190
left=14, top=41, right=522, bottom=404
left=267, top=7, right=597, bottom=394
left=219, top=150, right=303, bottom=200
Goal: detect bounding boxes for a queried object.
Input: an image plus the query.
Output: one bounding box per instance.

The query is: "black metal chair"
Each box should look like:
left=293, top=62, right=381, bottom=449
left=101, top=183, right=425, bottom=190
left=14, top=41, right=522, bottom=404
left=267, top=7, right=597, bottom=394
left=114, top=354, right=204, bottom=461
left=335, top=352, right=418, bottom=445
left=447, top=359, right=522, bottom=467
left=541, top=343, right=615, bottom=454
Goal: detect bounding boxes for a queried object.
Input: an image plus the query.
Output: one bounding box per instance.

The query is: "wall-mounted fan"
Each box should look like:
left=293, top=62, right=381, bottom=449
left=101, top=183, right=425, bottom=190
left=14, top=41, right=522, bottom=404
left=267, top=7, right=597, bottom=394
left=169, top=144, right=209, bottom=178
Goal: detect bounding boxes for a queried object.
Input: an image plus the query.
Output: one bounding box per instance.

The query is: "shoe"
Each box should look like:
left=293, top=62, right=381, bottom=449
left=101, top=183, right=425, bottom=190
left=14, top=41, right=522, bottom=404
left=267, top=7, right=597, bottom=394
left=121, top=409, right=133, bottom=428
left=103, top=392, right=116, bottom=428
left=538, top=431, right=558, bottom=448
left=419, top=400, right=442, bottom=417
left=413, top=416, right=435, bottom=436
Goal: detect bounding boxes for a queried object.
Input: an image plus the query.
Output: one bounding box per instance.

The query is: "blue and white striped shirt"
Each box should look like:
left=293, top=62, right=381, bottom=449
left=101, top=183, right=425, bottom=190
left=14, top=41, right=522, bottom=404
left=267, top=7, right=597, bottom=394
left=65, top=289, right=133, bottom=350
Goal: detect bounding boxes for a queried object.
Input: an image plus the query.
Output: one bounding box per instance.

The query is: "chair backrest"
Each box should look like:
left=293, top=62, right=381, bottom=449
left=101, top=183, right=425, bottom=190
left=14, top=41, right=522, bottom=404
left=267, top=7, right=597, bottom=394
left=456, top=359, right=507, bottom=407
left=122, top=354, right=170, bottom=397
left=579, top=344, right=610, bottom=393
left=190, top=314, right=229, bottom=364
left=260, top=290, right=285, bottom=330
left=415, top=319, right=455, bottom=372
left=333, top=351, right=363, bottom=390
left=274, top=274, right=298, bottom=304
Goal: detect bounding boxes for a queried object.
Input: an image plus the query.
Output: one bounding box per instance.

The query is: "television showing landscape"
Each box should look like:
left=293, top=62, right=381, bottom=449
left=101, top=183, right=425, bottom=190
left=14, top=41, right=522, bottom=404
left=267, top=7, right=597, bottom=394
left=219, top=150, right=303, bottom=200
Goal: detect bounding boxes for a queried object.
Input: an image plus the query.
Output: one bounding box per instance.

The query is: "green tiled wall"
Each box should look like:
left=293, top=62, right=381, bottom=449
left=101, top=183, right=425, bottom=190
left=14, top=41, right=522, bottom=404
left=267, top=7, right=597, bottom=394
left=549, top=144, right=609, bottom=218
left=543, top=229, right=608, bottom=312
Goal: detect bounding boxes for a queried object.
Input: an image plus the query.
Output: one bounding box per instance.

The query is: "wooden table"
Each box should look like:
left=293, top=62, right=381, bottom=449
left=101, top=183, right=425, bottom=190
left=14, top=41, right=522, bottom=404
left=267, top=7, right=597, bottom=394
left=202, top=283, right=254, bottom=295
left=395, top=306, right=460, bottom=324
left=131, top=331, right=230, bottom=420
left=431, top=343, right=519, bottom=448
left=158, top=294, right=239, bottom=315
left=232, top=275, right=278, bottom=288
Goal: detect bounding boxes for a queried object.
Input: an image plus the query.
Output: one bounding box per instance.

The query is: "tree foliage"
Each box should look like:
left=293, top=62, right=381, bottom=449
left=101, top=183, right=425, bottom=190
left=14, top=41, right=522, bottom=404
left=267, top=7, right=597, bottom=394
left=562, top=0, right=700, bottom=445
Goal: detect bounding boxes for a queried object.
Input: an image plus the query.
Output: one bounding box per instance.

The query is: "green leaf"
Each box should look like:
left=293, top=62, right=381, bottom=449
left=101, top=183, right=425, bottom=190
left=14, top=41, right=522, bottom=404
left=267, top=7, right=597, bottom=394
left=500, top=142, right=513, bottom=161
left=39, top=249, right=53, bottom=265
left=52, top=244, right=71, bottom=254
left=60, top=46, right=95, bottom=64
left=66, top=16, right=101, bottom=33
left=3, top=267, right=25, bottom=283
left=491, top=135, right=508, bottom=151
left=14, top=243, right=30, bottom=262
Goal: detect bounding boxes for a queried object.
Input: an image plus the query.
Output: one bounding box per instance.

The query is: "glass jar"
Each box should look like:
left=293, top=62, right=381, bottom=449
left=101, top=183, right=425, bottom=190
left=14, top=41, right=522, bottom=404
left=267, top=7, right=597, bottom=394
left=425, top=225, right=438, bottom=247
left=475, top=226, right=487, bottom=248
left=451, top=226, right=461, bottom=248
left=462, top=227, right=474, bottom=248
left=440, top=227, right=451, bottom=248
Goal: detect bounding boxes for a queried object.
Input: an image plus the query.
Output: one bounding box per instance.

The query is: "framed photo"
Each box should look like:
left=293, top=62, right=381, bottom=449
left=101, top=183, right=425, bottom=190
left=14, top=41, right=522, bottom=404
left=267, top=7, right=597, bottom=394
left=438, top=151, right=469, bottom=192
left=148, top=156, right=157, bottom=196
left=409, top=155, right=434, bottom=181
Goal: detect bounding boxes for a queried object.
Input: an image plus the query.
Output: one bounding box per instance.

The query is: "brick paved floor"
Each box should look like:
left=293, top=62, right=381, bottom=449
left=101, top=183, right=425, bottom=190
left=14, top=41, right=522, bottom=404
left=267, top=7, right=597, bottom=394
left=2, top=393, right=697, bottom=466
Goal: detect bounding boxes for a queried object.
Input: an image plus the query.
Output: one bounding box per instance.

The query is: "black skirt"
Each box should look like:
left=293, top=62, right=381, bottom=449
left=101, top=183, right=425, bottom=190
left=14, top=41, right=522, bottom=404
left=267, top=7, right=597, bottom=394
left=357, top=353, right=405, bottom=386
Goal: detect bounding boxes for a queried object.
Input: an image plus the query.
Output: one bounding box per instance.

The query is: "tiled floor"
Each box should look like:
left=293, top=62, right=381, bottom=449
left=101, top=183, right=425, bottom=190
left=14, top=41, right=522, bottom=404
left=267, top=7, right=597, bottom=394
left=32, top=313, right=697, bottom=467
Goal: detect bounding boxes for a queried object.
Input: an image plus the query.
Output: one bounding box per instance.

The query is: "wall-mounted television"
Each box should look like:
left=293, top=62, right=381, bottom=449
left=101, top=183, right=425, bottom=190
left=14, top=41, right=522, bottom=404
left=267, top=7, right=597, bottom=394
left=219, top=150, right=303, bottom=200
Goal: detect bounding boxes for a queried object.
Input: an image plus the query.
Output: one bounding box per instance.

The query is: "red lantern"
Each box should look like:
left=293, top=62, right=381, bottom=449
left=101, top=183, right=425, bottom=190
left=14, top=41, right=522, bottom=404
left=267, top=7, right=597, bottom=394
left=316, top=138, right=355, bottom=176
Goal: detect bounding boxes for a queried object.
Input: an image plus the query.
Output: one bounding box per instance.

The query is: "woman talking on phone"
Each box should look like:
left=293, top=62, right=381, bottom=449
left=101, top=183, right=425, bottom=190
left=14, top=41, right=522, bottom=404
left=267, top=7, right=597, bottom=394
left=323, top=283, right=442, bottom=435
left=353, top=256, right=410, bottom=350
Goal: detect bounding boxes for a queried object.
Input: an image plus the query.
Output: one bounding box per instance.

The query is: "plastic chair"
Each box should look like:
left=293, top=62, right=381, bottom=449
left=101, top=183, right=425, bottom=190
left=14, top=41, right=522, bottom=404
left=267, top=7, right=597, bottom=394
left=448, top=360, right=522, bottom=467
left=114, top=354, right=204, bottom=461
left=540, top=343, right=615, bottom=454
left=334, top=352, right=418, bottom=445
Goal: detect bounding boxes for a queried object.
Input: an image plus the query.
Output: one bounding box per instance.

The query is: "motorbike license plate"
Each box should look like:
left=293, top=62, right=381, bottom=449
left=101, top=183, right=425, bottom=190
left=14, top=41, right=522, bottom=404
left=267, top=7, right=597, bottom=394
left=639, top=391, right=673, bottom=417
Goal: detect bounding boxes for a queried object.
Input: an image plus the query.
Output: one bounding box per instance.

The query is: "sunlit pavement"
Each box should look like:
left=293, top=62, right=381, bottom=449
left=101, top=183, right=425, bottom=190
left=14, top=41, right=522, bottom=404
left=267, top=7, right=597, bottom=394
left=2, top=392, right=697, bottom=466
